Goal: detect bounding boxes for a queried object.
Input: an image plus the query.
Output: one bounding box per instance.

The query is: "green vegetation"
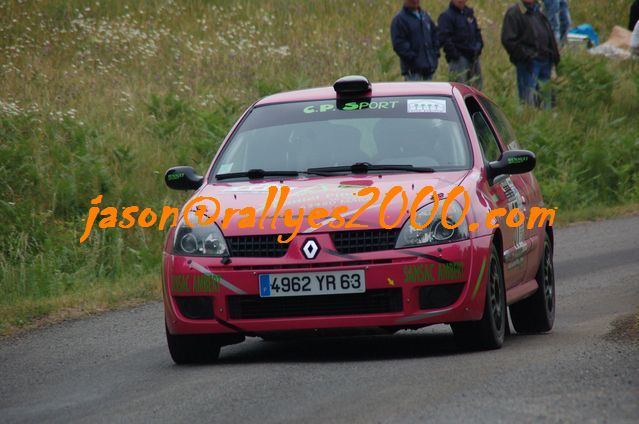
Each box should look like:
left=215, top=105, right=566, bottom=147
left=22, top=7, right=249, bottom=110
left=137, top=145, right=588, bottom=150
left=1, top=0, right=637, bottom=335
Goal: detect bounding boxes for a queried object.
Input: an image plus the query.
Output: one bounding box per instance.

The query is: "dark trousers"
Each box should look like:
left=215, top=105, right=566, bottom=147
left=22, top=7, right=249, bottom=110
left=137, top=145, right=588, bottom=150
left=404, top=71, right=433, bottom=81
left=516, top=59, right=552, bottom=108
left=448, top=56, right=483, bottom=90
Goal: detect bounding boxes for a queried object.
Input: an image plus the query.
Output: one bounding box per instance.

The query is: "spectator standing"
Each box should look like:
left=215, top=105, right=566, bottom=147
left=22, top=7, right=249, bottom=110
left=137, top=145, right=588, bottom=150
left=558, top=0, right=571, bottom=42
left=391, top=0, right=439, bottom=81
left=438, top=0, right=484, bottom=89
left=543, top=0, right=561, bottom=41
left=543, top=0, right=570, bottom=43
left=631, top=21, right=639, bottom=56
left=501, top=0, right=560, bottom=108
left=630, top=0, right=639, bottom=31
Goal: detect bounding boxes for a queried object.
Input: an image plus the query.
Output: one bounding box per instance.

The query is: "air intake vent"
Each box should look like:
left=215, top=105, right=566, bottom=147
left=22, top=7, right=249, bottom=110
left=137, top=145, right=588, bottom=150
left=228, top=289, right=403, bottom=320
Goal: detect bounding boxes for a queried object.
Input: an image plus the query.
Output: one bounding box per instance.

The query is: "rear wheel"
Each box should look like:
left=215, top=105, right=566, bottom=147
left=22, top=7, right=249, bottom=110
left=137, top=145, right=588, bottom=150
left=510, top=233, right=555, bottom=333
left=166, top=325, right=221, bottom=364
left=452, top=244, right=506, bottom=350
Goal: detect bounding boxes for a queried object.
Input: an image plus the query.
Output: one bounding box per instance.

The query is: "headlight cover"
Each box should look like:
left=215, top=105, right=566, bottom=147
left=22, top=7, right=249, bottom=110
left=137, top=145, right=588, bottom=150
left=395, top=201, right=469, bottom=248
left=173, top=213, right=229, bottom=256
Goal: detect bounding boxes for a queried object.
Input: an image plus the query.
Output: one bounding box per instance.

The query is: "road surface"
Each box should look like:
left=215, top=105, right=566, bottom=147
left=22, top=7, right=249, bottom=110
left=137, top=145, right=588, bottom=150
left=1, top=216, right=638, bottom=423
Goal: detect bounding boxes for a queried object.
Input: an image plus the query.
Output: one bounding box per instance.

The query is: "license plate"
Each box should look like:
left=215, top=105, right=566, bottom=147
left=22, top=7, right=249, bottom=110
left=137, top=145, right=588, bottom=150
left=258, top=270, right=365, bottom=298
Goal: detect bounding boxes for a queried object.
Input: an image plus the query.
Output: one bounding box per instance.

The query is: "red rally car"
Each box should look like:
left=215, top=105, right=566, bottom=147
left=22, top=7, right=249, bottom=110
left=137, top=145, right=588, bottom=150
left=162, top=76, right=556, bottom=364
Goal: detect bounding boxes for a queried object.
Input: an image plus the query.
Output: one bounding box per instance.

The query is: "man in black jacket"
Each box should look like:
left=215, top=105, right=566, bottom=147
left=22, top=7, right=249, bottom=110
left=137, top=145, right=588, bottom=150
left=501, top=0, right=560, bottom=108
left=438, top=0, right=483, bottom=89
left=391, top=0, right=439, bottom=81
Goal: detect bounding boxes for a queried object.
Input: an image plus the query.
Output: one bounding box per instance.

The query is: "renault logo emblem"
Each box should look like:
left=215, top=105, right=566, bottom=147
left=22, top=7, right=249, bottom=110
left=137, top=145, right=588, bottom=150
left=301, top=238, right=320, bottom=260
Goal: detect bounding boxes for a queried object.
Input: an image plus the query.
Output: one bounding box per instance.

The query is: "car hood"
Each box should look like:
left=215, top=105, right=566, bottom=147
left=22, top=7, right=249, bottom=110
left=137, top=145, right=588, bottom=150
left=189, top=171, right=469, bottom=236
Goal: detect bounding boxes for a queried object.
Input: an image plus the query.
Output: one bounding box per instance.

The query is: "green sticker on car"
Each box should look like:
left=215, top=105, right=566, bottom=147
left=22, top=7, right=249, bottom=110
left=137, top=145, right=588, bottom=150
left=303, top=101, right=398, bottom=113
left=507, top=156, right=528, bottom=165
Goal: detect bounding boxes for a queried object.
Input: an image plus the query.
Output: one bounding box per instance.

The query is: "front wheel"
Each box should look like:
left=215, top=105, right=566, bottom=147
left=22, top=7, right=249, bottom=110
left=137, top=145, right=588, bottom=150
left=510, top=233, right=555, bottom=333
left=452, top=243, right=506, bottom=350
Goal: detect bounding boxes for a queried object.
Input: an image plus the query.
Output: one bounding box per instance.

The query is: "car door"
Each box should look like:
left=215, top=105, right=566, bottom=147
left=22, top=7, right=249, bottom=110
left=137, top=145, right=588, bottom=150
left=464, top=96, right=527, bottom=288
left=478, top=97, right=540, bottom=281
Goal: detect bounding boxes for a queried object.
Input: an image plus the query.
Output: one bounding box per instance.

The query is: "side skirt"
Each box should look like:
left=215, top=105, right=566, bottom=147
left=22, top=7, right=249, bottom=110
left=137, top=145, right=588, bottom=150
left=506, top=279, right=538, bottom=305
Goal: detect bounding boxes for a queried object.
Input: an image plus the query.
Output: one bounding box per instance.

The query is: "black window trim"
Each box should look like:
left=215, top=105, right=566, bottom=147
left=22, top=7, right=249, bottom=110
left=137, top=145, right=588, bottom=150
left=463, top=94, right=504, bottom=163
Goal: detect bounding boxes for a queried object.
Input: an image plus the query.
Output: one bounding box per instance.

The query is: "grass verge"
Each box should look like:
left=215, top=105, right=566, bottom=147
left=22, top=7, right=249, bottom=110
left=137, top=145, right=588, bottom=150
left=0, top=274, right=160, bottom=337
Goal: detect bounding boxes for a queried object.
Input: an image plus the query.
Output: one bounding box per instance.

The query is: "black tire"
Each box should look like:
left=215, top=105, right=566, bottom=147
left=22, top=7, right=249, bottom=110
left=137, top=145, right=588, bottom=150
left=510, top=233, right=555, bottom=333
left=452, top=243, right=506, bottom=350
left=165, top=325, right=221, bottom=364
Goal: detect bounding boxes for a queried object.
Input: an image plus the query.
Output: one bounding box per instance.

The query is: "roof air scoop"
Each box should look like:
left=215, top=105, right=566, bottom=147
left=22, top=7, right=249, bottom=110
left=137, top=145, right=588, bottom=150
left=333, top=75, right=371, bottom=95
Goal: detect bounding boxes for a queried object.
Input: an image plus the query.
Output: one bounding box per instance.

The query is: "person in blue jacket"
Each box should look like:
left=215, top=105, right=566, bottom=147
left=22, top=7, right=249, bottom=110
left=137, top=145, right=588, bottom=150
left=438, top=0, right=484, bottom=89
left=391, top=0, right=439, bottom=81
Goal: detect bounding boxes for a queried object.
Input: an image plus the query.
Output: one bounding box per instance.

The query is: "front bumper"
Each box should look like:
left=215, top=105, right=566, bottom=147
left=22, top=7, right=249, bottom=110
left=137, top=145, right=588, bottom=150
left=163, top=234, right=493, bottom=335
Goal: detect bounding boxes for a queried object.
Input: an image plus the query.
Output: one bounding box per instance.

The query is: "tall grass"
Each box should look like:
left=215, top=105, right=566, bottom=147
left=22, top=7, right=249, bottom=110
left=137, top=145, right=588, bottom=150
left=1, top=0, right=637, bottom=334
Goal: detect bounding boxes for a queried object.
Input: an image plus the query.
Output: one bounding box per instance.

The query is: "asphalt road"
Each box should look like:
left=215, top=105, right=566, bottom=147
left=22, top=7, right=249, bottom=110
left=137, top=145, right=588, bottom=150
left=1, top=216, right=638, bottom=423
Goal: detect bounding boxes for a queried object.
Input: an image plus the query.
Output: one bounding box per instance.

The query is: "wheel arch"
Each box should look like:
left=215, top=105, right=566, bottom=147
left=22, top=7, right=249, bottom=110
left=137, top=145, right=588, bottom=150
left=492, top=228, right=503, bottom=259
left=545, top=224, right=554, bottom=249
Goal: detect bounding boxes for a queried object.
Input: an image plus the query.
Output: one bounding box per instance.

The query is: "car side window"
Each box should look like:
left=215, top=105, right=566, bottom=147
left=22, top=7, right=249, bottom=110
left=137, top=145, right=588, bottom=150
left=465, top=96, right=502, bottom=163
left=471, top=112, right=501, bottom=162
left=479, top=98, right=519, bottom=150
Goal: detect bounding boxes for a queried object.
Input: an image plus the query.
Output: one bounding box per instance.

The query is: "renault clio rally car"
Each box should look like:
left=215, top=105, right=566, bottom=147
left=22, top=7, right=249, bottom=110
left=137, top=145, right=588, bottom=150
left=162, top=76, right=556, bottom=364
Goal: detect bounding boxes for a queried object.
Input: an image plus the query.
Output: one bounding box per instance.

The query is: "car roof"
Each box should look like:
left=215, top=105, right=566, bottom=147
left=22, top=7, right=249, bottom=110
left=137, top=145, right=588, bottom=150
left=256, top=82, right=475, bottom=105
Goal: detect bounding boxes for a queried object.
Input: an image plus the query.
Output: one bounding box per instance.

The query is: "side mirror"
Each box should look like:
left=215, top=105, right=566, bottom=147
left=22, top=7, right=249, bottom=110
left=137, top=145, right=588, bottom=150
left=487, top=150, right=536, bottom=184
left=165, top=166, right=204, bottom=190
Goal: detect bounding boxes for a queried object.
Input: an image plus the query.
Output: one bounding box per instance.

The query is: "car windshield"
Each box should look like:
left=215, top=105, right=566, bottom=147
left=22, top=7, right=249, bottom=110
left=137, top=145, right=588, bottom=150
left=210, top=96, right=471, bottom=180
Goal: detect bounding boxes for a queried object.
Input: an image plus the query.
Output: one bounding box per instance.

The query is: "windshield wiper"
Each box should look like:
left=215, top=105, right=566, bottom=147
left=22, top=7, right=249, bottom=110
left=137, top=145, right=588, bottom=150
left=216, top=169, right=300, bottom=180
left=307, top=162, right=436, bottom=175
left=216, top=163, right=435, bottom=180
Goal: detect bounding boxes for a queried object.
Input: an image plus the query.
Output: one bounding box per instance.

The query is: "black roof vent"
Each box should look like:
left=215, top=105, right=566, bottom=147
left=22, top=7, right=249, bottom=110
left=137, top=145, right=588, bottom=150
left=333, top=75, right=371, bottom=95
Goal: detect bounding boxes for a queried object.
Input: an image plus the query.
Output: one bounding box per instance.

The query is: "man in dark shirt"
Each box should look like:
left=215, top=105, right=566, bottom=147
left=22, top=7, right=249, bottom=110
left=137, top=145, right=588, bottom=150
left=391, top=0, right=440, bottom=81
left=438, top=0, right=483, bottom=89
left=501, top=0, right=560, bottom=108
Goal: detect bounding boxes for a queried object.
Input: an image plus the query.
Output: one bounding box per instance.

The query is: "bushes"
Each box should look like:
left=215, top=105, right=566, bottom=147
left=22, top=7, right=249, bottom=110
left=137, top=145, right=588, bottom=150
left=512, top=53, right=639, bottom=209
left=147, top=93, right=239, bottom=169
left=557, top=54, right=615, bottom=107
left=0, top=113, right=124, bottom=307
left=0, top=95, right=241, bottom=326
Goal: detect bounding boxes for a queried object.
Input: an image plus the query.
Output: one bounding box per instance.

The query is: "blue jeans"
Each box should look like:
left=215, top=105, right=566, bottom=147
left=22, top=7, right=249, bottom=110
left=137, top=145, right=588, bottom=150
left=544, top=0, right=561, bottom=42
left=559, top=0, right=571, bottom=41
left=516, top=59, right=552, bottom=108
left=545, top=0, right=571, bottom=42
left=404, top=71, right=433, bottom=81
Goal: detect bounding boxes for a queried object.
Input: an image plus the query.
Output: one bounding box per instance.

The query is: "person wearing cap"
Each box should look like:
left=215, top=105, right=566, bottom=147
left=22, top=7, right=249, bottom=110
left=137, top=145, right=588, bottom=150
left=391, top=0, right=440, bottom=81
left=438, top=0, right=484, bottom=89
left=501, top=0, right=560, bottom=108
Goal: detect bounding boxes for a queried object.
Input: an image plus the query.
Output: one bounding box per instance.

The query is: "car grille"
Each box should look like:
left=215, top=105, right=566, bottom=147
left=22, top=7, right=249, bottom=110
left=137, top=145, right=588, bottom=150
left=226, top=229, right=399, bottom=258
left=330, top=229, right=400, bottom=254
left=227, top=289, right=403, bottom=320
left=226, top=234, right=290, bottom=257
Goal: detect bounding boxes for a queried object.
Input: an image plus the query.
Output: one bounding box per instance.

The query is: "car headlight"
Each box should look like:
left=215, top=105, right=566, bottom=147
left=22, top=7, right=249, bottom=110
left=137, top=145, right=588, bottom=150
left=395, top=201, right=469, bottom=248
left=173, top=213, right=229, bottom=256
